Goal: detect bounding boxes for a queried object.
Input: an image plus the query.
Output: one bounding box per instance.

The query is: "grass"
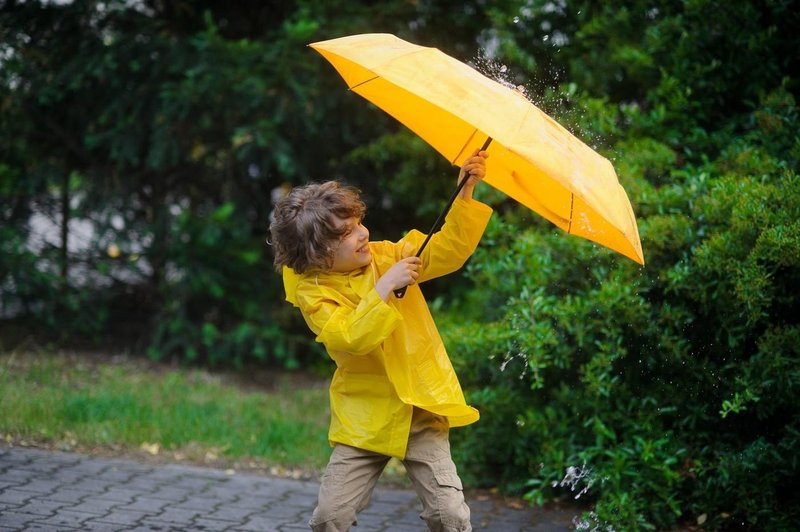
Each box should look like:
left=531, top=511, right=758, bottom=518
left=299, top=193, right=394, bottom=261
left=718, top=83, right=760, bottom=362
left=0, top=349, right=333, bottom=475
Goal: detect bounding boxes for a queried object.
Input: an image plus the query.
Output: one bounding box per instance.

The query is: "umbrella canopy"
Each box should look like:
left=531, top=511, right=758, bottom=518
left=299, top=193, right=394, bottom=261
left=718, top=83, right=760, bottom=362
left=309, top=33, right=644, bottom=265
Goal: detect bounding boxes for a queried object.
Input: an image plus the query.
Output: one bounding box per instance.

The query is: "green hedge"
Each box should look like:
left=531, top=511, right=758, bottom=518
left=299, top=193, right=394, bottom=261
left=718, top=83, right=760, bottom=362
left=447, top=87, right=800, bottom=529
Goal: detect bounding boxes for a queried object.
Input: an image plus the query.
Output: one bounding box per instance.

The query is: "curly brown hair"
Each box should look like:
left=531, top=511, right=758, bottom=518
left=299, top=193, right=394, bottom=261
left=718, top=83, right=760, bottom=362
left=269, top=181, right=366, bottom=273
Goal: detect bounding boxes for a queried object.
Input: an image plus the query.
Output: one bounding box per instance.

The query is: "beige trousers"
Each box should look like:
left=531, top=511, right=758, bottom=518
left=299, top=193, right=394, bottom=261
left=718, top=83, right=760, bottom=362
left=309, top=408, right=471, bottom=532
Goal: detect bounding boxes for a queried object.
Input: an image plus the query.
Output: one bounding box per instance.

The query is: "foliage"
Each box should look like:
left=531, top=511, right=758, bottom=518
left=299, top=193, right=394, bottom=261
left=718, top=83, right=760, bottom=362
left=444, top=2, right=800, bottom=529
left=0, top=0, right=434, bottom=365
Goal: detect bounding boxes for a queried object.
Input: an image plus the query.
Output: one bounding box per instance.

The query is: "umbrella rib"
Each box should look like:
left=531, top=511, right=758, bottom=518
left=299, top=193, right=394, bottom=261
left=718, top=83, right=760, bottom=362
left=349, top=74, right=380, bottom=91
left=451, top=130, right=479, bottom=166
left=567, top=193, right=574, bottom=234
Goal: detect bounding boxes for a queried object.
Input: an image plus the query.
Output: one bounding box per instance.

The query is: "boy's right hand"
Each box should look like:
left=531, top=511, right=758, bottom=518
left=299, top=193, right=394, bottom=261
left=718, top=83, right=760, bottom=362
left=375, top=257, right=421, bottom=301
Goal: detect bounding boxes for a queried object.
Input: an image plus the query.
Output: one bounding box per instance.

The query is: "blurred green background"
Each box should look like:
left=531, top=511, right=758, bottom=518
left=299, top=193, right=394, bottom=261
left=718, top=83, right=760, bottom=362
left=2, top=1, right=798, bottom=529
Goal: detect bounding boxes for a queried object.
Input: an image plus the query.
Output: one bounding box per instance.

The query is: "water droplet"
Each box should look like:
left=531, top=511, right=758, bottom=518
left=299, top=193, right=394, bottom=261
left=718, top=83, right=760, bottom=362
left=512, top=16, right=520, bottom=24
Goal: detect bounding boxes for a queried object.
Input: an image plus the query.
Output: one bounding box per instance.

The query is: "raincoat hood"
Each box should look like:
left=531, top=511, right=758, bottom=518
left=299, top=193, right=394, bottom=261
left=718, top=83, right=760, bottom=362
left=282, top=266, right=302, bottom=307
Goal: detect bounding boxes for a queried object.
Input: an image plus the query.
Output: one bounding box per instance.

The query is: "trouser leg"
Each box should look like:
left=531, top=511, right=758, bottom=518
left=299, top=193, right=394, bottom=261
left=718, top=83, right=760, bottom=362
left=403, top=408, right=471, bottom=532
left=309, top=443, right=390, bottom=532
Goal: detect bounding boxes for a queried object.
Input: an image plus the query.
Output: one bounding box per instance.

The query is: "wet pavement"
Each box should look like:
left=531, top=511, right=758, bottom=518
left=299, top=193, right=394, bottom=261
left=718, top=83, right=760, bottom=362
left=0, top=446, right=574, bottom=531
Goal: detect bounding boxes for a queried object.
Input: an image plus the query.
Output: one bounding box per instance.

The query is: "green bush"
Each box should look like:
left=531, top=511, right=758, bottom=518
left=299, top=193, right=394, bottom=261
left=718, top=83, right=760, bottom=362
left=146, top=202, right=315, bottom=368
left=447, top=88, right=800, bottom=529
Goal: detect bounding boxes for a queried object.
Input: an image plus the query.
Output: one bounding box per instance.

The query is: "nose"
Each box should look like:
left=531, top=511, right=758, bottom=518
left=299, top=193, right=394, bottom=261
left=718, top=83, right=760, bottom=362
left=358, top=224, right=369, bottom=241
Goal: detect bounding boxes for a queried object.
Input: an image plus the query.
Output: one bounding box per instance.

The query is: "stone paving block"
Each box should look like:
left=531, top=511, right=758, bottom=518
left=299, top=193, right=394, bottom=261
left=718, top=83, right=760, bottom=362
left=75, top=519, right=121, bottom=531
left=259, top=503, right=307, bottom=519
left=117, top=496, right=171, bottom=514
left=235, top=514, right=286, bottom=531
left=0, top=501, right=21, bottom=513
left=171, top=494, right=221, bottom=512
left=48, top=469, right=87, bottom=483
left=63, top=478, right=116, bottom=494
left=0, top=511, right=40, bottom=529
left=382, top=523, right=423, bottom=532
left=139, top=467, right=192, bottom=482
left=0, top=488, right=36, bottom=505
left=200, top=485, right=242, bottom=502
left=63, top=460, right=108, bottom=475
left=0, top=468, right=38, bottom=485
left=68, top=496, right=123, bottom=515
left=355, top=512, right=389, bottom=528
left=360, top=499, right=410, bottom=516
left=391, top=509, right=424, bottom=523
left=277, top=492, right=318, bottom=508
left=289, top=483, right=321, bottom=498
left=91, top=508, right=152, bottom=526
left=101, top=461, right=151, bottom=474
left=12, top=498, right=67, bottom=516
left=118, top=476, right=163, bottom=492
left=95, top=468, right=139, bottom=482
left=132, top=520, right=188, bottom=532
left=370, top=488, right=419, bottom=504
left=285, top=512, right=311, bottom=529
left=12, top=523, right=79, bottom=532
left=33, top=509, right=97, bottom=528
left=154, top=506, right=207, bottom=523
left=206, top=505, right=256, bottom=522
left=277, top=524, right=309, bottom=531
left=481, top=520, right=532, bottom=531
left=147, top=485, right=195, bottom=501
left=43, top=488, right=94, bottom=503
left=23, top=460, right=70, bottom=474
left=228, top=494, right=271, bottom=510
left=191, top=516, right=242, bottom=530
left=95, top=486, right=146, bottom=503
left=13, top=478, right=62, bottom=494
left=169, top=475, right=217, bottom=491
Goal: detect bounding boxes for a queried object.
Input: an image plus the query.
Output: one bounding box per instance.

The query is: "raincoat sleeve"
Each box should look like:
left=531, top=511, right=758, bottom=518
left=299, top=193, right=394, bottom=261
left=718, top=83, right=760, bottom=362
left=294, top=282, right=403, bottom=357
left=398, top=197, right=493, bottom=282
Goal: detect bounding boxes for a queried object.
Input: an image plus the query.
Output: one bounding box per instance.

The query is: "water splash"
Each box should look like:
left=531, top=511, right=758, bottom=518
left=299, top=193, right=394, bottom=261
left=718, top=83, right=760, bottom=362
left=573, top=511, right=616, bottom=532
left=551, top=463, right=615, bottom=531
left=471, top=48, right=605, bottom=152
left=551, top=462, right=605, bottom=500
left=499, top=348, right=529, bottom=380
left=471, top=50, right=530, bottom=99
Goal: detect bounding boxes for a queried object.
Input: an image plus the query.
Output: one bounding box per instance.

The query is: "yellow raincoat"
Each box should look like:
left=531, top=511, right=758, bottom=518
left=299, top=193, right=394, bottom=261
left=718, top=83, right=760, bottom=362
left=283, top=197, right=493, bottom=459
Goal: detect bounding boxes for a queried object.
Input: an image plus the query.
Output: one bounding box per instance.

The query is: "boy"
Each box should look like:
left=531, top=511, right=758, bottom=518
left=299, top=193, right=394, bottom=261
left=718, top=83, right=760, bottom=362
left=270, top=149, right=491, bottom=532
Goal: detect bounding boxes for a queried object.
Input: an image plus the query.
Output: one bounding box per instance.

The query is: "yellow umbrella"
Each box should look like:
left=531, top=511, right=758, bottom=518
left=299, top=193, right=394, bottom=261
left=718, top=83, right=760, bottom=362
left=309, top=33, right=644, bottom=266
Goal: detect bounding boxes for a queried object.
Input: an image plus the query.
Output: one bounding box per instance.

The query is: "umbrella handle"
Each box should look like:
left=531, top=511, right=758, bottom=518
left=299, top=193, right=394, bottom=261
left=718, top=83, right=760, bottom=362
left=393, top=137, right=493, bottom=299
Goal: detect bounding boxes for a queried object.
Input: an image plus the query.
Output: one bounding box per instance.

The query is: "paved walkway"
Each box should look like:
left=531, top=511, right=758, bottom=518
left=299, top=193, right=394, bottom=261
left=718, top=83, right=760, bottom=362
left=0, top=446, right=574, bottom=531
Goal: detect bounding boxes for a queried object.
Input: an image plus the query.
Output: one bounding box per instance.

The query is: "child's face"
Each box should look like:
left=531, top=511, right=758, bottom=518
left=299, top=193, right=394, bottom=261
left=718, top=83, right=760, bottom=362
left=329, top=216, right=371, bottom=272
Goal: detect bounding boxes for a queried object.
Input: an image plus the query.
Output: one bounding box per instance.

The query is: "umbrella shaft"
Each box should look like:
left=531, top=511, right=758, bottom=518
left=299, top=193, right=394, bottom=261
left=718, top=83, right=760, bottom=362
left=393, top=137, right=492, bottom=299
left=414, top=136, right=493, bottom=258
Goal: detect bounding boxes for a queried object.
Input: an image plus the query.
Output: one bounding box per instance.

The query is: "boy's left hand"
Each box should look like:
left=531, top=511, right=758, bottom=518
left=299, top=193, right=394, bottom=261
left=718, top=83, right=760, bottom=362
left=458, top=148, right=488, bottom=201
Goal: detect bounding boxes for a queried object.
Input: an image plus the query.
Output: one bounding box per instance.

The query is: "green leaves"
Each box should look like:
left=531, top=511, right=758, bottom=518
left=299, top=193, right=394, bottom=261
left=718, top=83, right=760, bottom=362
left=443, top=2, right=800, bottom=528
